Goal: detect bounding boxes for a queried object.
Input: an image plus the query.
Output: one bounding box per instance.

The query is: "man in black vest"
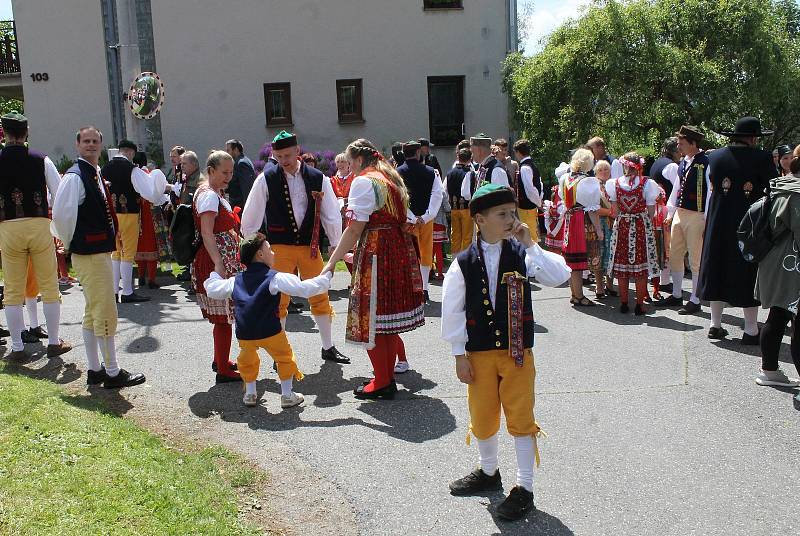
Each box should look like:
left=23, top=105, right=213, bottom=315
left=648, top=137, right=681, bottom=292
left=460, top=134, right=510, bottom=202
left=446, top=147, right=474, bottom=254
left=699, top=117, right=775, bottom=342
left=512, top=139, right=544, bottom=243
left=0, top=112, right=71, bottom=360
left=397, top=140, right=444, bottom=302
left=656, top=126, right=709, bottom=315
left=240, top=131, right=348, bottom=364
left=104, top=139, right=167, bottom=303
left=51, top=126, right=145, bottom=388
left=418, top=138, right=442, bottom=177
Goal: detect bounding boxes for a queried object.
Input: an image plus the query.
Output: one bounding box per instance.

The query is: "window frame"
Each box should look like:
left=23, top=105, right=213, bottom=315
left=336, top=78, right=364, bottom=124
left=263, top=82, right=293, bottom=127
left=423, top=0, right=463, bottom=10
left=427, top=75, right=465, bottom=147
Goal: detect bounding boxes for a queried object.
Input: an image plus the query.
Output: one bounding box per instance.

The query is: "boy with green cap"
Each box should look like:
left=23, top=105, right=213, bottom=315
left=441, top=183, right=570, bottom=520
left=204, top=234, right=332, bottom=408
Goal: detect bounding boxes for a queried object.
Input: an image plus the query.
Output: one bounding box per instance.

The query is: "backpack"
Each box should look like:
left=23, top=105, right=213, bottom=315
left=737, top=185, right=781, bottom=263
left=169, top=198, right=201, bottom=265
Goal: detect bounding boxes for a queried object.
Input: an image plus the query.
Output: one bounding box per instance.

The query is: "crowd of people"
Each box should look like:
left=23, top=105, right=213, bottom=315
left=1, top=109, right=798, bottom=522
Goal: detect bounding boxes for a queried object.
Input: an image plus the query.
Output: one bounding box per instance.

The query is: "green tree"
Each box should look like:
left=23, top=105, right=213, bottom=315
left=504, top=0, right=800, bottom=178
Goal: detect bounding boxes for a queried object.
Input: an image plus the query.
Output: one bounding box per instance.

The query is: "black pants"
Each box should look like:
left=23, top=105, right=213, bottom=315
left=760, top=306, right=799, bottom=374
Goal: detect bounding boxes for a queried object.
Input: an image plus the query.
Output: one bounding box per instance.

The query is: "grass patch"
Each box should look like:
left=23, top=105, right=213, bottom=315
left=0, top=369, right=264, bottom=536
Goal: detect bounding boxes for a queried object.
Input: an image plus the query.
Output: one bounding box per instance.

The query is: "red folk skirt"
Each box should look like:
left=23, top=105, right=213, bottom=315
left=562, top=209, right=588, bottom=270
left=135, top=201, right=170, bottom=262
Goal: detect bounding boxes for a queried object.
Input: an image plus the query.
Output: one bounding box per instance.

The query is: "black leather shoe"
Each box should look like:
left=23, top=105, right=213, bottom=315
left=148, top=280, right=161, bottom=289
left=634, top=304, right=647, bottom=316
left=211, top=361, right=238, bottom=372
left=21, top=328, right=39, bottom=344
left=47, top=339, right=73, bottom=358
left=87, top=367, right=110, bottom=385
left=0, top=325, right=9, bottom=337
left=104, top=369, right=146, bottom=389
left=660, top=283, right=673, bottom=294
left=707, top=327, right=729, bottom=339
left=656, top=295, right=682, bottom=307
left=215, top=372, right=242, bottom=384
left=496, top=486, right=535, bottom=521
left=120, top=292, right=151, bottom=303
left=741, top=332, right=760, bottom=345
left=29, top=326, right=48, bottom=339
left=353, top=380, right=397, bottom=400
left=678, top=300, right=701, bottom=315
left=424, top=290, right=430, bottom=304
left=176, top=270, right=191, bottom=282
left=619, top=303, right=629, bottom=314
left=322, top=346, right=351, bottom=364
left=449, top=468, right=502, bottom=496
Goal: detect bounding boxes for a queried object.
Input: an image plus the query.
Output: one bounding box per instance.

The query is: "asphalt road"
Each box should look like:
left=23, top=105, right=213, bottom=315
left=4, top=272, right=799, bottom=535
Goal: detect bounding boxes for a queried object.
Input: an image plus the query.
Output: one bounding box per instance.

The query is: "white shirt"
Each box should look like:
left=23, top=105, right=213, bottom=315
left=460, top=161, right=510, bottom=200
left=240, top=165, right=342, bottom=246
left=604, top=176, right=660, bottom=205
left=559, top=173, right=602, bottom=211
left=195, top=188, right=233, bottom=214
left=203, top=269, right=333, bottom=300
left=518, top=157, right=542, bottom=208
left=441, top=240, right=571, bottom=356
left=106, top=155, right=168, bottom=205
left=406, top=169, right=445, bottom=224
left=610, top=159, right=625, bottom=180
left=666, top=154, right=712, bottom=218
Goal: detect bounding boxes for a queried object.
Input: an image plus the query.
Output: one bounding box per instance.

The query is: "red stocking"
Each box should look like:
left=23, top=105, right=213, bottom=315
left=213, top=323, right=238, bottom=377
left=57, top=252, right=69, bottom=278
left=147, top=261, right=157, bottom=282
left=652, top=276, right=661, bottom=297
left=618, top=277, right=629, bottom=304
left=635, top=277, right=648, bottom=304
left=433, top=243, right=444, bottom=276
left=365, top=335, right=392, bottom=392
left=393, top=334, right=407, bottom=363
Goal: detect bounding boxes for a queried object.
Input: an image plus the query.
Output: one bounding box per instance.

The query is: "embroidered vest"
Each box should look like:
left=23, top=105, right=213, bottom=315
left=445, top=164, right=470, bottom=210
left=264, top=162, right=322, bottom=246
left=677, top=152, right=709, bottom=212
left=102, top=156, right=140, bottom=214
left=69, top=160, right=118, bottom=255
left=0, top=145, right=48, bottom=221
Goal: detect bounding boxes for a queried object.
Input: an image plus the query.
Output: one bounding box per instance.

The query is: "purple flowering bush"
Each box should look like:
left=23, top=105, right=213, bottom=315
left=254, top=143, right=338, bottom=176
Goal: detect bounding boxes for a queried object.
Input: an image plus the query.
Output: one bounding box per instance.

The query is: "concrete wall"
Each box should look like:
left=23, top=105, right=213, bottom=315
left=151, top=0, right=510, bottom=163
left=14, top=0, right=512, bottom=164
left=12, top=0, right=114, bottom=161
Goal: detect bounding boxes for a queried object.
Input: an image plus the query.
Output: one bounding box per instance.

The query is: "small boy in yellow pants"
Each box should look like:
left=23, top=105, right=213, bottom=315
left=204, top=235, right=332, bottom=408
left=441, top=184, right=570, bottom=521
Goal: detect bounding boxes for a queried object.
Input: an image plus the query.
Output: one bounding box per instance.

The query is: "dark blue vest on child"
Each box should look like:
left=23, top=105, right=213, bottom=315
left=231, top=263, right=282, bottom=341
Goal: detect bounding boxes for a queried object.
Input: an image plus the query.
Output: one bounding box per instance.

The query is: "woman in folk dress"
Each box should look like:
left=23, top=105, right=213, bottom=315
left=322, top=138, right=425, bottom=400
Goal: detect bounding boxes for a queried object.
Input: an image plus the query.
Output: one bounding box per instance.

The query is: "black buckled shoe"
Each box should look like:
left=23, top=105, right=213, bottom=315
left=215, top=372, right=243, bottom=384
left=322, top=346, right=351, bottom=364
left=496, top=486, right=535, bottom=521
left=655, top=295, right=682, bottom=307
left=120, top=292, right=151, bottom=303
left=29, top=326, right=48, bottom=339
left=678, top=300, right=701, bottom=315
left=741, top=332, right=760, bottom=345
left=87, top=367, right=110, bottom=385
left=0, top=325, right=9, bottom=337
left=103, top=369, right=146, bottom=389
left=353, top=380, right=397, bottom=400
left=211, top=361, right=238, bottom=372
left=21, top=328, right=40, bottom=344
left=707, top=327, right=729, bottom=339
left=449, top=468, right=502, bottom=496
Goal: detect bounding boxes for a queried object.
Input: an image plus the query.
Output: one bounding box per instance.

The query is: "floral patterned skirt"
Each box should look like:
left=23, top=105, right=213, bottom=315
left=191, top=230, right=242, bottom=324
left=346, top=223, right=425, bottom=349
left=607, top=212, right=659, bottom=279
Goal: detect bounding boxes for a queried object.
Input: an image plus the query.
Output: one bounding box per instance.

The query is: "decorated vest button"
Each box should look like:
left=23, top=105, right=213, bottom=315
left=486, top=310, right=493, bottom=316
left=495, top=330, right=501, bottom=336
left=495, top=341, right=501, bottom=347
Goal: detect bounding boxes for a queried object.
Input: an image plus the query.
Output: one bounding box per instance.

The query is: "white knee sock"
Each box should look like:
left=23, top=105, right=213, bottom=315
left=671, top=271, right=682, bottom=299
left=25, top=297, right=39, bottom=328
left=689, top=273, right=700, bottom=304
left=314, top=314, right=333, bottom=350
left=98, top=336, right=120, bottom=377
left=710, top=301, right=724, bottom=328
left=420, top=265, right=431, bottom=291
left=245, top=381, right=257, bottom=396
left=743, top=307, right=759, bottom=336
left=82, top=328, right=101, bottom=372
left=42, top=302, right=61, bottom=345
left=514, top=436, right=536, bottom=493
left=280, top=378, right=293, bottom=397
left=476, top=434, right=499, bottom=476
left=112, top=259, right=121, bottom=294
left=660, top=267, right=670, bottom=285
left=280, top=316, right=287, bottom=331
left=5, top=305, right=25, bottom=352
left=120, top=261, right=134, bottom=296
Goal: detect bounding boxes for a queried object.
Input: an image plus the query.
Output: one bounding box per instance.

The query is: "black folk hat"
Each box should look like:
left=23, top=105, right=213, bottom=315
left=117, top=139, right=137, bottom=151
left=1, top=111, right=27, bottom=131
left=402, top=140, right=421, bottom=158
left=675, top=125, right=705, bottom=144
left=717, top=116, right=774, bottom=138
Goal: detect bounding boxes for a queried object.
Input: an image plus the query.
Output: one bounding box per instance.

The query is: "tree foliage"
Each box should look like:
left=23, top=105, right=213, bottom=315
left=504, top=0, right=800, bottom=177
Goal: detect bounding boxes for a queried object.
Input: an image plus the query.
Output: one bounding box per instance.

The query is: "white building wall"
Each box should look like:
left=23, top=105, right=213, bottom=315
left=12, top=0, right=114, bottom=161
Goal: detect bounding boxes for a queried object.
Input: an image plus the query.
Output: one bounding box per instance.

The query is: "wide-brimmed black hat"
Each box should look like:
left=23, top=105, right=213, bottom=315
left=418, top=137, right=434, bottom=148
left=717, top=116, right=773, bottom=137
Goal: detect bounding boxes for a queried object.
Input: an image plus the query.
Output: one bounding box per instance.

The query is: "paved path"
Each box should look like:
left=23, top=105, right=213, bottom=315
left=4, top=273, right=799, bottom=535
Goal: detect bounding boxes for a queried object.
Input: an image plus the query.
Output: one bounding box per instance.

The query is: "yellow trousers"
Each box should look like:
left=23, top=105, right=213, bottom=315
left=111, top=213, right=139, bottom=262
left=236, top=331, right=304, bottom=383
left=669, top=208, right=704, bottom=274
left=518, top=208, right=540, bottom=243
left=72, top=253, right=118, bottom=337
left=0, top=218, right=60, bottom=306
left=411, top=220, right=434, bottom=267
left=467, top=348, right=539, bottom=441
left=450, top=209, right=474, bottom=254
left=271, top=244, right=331, bottom=318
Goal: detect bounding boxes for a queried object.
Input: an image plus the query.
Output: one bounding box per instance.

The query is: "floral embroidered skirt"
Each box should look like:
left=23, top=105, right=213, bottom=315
left=346, top=224, right=425, bottom=349
left=191, top=230, right=242, bottom=324
left=607, top=212, right=659, bottom=279
left=136, top=202, right=171, bottom=262
left=600, top=217, right=613, bottom=273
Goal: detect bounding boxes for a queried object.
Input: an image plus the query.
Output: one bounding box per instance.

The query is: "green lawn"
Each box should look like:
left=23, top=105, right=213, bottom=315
left=0, top=368, right=264, bottom=535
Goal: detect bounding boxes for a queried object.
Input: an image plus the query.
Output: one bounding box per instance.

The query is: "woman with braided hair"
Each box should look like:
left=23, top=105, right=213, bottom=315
left=322, top=139, right=425, bottom=399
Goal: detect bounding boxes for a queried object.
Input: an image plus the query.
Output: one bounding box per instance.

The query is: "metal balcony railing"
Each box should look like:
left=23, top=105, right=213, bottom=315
left=0, top=20, right=19, bottom=75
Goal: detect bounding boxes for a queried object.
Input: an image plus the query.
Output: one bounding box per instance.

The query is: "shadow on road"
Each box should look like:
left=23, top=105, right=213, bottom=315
left=488, top=507, right=574, bottom=535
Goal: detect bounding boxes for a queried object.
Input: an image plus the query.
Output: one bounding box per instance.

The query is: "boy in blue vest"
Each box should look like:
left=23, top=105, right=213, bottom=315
left=204, top=234, right=332, bottom=408
left=442, top=184, right=570, bottom=521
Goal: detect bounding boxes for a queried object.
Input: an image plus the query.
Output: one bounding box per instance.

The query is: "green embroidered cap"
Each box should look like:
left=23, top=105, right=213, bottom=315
left=271, top=130, right=298, bottom=150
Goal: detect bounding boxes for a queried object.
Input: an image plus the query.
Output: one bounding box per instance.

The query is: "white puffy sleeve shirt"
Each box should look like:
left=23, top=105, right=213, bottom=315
left=605, top=177, right=660, bottom=205
left=195, top=188, right=232, bottom=214
left=347, top=176, right=377, bottom=222
left=576, top=176, right=602, bottom=212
